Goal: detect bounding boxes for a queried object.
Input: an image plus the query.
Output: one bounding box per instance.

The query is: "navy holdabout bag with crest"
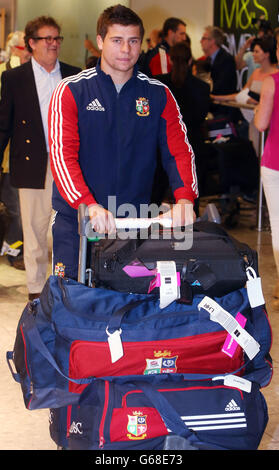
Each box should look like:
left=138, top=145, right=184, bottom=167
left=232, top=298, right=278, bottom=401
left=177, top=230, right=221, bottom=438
left=68, top=374, right=268, bottom=451
left=7, top=273, right=272, bottom=412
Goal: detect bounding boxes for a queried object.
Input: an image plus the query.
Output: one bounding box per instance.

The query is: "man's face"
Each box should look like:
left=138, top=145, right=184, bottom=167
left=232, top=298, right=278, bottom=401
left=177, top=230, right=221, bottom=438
left=29, top=26, right=61, bottom=69
left=200, top=30, right=214, bottom=55
left=97, top=23, right=142, bottom=80
left=172, top=23, right=187, bottom=45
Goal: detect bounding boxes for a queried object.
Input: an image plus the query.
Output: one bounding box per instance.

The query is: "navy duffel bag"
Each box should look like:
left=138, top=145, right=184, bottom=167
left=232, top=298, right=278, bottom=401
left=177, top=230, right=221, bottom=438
left=6, top=274, right=272, bottom=411
left=68, top=374, right=268, bottom=451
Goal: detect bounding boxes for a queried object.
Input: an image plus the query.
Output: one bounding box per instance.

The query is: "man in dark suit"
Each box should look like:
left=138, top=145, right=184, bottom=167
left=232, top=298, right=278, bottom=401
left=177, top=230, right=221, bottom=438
left=200, top=26, right=237, bottom=95
left=0, top=16, right=81, bottom=300
left=200, top=26, right=237, bottom=118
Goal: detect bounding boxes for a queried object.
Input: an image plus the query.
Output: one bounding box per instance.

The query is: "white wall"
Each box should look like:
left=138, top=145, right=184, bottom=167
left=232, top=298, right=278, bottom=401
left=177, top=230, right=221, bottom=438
left=130, top=0, right=214, bottom=59
left=15, top=0, right=129, bottom=68
left=10, top=0, right=214, bottom=66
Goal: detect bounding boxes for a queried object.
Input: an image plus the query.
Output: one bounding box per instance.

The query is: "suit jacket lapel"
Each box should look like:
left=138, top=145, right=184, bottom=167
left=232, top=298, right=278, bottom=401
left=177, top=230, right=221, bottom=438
left=60, top=62, right=69, bottom=79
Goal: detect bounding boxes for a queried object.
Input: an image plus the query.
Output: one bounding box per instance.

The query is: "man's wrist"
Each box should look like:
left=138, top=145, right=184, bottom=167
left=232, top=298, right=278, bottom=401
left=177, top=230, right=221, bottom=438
left=176, top=198, right=193, bottom=205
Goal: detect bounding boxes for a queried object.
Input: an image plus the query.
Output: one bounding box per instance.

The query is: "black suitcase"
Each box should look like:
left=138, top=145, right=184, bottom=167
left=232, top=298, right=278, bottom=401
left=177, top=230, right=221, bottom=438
left=89, top=220, right=258, bottom=302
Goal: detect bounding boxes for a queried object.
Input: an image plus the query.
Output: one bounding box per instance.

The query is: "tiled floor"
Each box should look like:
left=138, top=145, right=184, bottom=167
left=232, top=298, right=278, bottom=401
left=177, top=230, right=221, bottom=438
left=0, top=200, right=278, bottom=450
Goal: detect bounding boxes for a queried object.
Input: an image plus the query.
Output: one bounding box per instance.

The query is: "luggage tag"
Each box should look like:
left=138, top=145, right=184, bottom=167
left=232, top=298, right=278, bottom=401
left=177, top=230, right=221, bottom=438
left=106, top=327, right=123, bottom=363
left=222, top=312, right=247, bottom=358
left=156, top=261, right=180, bottom=309
left=123, top=259, right=156, bottom=278
left=198, top=297, right=260, bottom=360
left=212, top=375, right=252, bottom=393
left=246, top=267, right=265, bottom=308
left=0, top=240, right=22, bottom=257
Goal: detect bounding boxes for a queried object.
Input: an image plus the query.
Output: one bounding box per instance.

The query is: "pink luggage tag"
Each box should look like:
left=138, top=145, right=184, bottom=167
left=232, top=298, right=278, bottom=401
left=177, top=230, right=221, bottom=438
left=123, top=259, right=156, bottom=278
left=222, top=312, right=247, bottom=357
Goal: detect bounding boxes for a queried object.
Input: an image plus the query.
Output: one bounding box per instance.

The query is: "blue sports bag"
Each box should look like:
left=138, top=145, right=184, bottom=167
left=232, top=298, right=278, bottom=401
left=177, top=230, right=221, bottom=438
left=68, top=374, right=268, bottom=450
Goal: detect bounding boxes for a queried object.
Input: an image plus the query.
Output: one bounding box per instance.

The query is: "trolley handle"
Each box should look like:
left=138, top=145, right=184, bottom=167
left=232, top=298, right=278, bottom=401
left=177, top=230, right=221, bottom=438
left=113, top=217, right=172, bottom=229
left=78, top=203, right=172, bottom=234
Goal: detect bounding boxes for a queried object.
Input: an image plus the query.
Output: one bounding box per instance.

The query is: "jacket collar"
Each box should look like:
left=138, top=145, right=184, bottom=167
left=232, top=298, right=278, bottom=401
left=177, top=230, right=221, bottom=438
left=95, top=60, right=138, bottom=89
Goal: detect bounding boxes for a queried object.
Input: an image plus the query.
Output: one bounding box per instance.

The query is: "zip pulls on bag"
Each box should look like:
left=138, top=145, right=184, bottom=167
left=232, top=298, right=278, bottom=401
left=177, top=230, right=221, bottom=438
left=99, top=381, right=110, bottom=449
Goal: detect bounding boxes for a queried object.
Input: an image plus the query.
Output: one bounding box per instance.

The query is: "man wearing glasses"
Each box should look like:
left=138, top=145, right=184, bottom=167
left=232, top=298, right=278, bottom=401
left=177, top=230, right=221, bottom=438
left=0, top=16, right=81, bottom=301
left=200, top=26, right=237, bottom=97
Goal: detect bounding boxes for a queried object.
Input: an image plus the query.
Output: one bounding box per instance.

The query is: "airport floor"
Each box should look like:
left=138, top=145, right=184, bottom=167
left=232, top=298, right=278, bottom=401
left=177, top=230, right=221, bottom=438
left=0, top=199, right=278, bottom=451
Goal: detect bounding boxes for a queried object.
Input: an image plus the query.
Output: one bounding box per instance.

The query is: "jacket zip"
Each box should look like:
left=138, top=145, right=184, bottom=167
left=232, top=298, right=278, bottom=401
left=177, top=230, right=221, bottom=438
left=99, top=380, right=109, bottom=448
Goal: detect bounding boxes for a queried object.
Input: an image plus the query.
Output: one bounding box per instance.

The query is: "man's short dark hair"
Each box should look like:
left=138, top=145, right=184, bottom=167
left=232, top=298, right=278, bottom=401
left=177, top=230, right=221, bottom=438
left=24, top=16, right=61, bottom=53
left=162, top=17, right=186, bottom=38
left=97, top=4, right=144, bottom=41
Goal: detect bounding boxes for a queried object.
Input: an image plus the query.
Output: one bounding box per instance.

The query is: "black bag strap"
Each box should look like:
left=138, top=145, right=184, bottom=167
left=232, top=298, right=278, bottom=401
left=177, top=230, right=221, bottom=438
left=193, top=221, right=255, bottom=262
left=107, top=298, right=153, bottom=332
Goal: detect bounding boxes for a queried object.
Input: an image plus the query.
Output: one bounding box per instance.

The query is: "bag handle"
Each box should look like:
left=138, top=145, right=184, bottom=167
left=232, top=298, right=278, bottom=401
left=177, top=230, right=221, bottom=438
left=107, top=298, right=153, bottom=332
left=6, top=351, right=21, bottom=383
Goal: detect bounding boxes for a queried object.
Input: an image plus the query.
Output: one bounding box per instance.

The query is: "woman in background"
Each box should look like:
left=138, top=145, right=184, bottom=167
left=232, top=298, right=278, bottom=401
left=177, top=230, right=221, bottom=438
left=211, top=36, right=278, bottom=105
left=156, top=42, right=210, bottom=143
left=211, top=36, right=278, bottom=154
left=254, top=39, right=279, bottom=310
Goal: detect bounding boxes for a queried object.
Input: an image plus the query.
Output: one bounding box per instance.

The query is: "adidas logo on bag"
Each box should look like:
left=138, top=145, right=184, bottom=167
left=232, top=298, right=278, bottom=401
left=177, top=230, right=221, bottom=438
left=86, top=98, right=105, bottom=111
left=225, top=399, right=240, bottom=411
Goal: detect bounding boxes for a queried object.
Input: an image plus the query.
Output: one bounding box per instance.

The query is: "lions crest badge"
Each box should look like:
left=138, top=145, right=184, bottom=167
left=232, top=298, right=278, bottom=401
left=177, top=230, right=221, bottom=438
left=54, top=262, right=65, bottom=277
left=127, top=412, right=147, bottom=440
left=144, top=351, right=178, bottom=375
left=136, top=97, right=150, bottom=116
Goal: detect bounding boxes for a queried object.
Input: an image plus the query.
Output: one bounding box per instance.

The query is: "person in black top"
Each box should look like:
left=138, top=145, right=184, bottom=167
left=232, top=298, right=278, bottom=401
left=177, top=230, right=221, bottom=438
left=155, top=42, right=211, bottom=203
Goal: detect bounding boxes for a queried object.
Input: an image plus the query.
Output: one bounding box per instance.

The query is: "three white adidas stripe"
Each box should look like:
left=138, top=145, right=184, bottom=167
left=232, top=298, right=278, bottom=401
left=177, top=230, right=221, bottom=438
left=168, top=411, right=247, bottom=432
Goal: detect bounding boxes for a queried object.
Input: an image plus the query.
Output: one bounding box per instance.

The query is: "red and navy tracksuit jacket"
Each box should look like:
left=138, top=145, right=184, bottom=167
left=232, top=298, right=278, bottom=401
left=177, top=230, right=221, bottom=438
left=48, top=63, right=198, bottom=278
left=142, top=40, right=172, bottom=76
